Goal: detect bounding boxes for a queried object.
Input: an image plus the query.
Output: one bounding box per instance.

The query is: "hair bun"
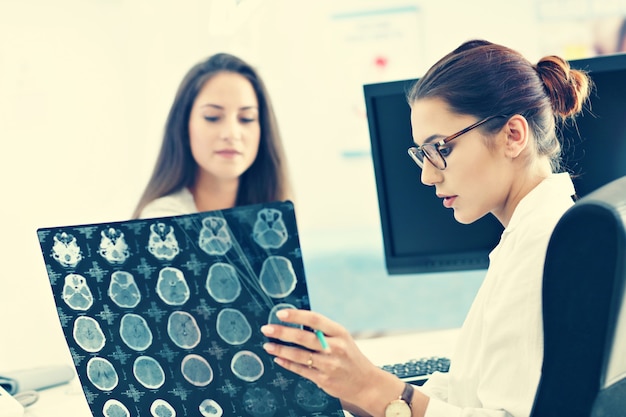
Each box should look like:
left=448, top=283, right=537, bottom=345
left=535, top=56, right=591, bottom=119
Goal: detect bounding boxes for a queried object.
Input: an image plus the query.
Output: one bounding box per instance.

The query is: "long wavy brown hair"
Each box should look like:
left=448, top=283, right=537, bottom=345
left=132, top=53, right=292, bottom=219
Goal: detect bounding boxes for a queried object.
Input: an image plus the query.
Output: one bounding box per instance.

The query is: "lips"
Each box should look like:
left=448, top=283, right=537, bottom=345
left=215, top=149, right=241, bottom=157
left=442, top=196, right=457, bottom=208
left=437, top=193, right=457, bottom=209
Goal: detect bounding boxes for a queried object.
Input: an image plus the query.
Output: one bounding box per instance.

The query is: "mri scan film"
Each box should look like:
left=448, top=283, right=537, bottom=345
left=37, top=201, right=343, bottom=417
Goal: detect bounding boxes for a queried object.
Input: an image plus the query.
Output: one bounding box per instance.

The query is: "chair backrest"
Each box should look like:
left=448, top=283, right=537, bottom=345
left=530, top=175, right=626, bottom=417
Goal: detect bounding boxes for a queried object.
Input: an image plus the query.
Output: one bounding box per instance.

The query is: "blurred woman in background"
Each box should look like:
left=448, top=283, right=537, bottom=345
left=133, top=52, right=292, bottom=219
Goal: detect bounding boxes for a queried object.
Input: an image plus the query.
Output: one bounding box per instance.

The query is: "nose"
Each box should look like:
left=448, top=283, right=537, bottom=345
left=221, top=115, right=243, bottom=141
left=420, top=159, right=442, bottom=186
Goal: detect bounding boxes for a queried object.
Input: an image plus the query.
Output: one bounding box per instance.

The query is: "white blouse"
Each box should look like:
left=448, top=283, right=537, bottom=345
left=139, top=188, right=197, bottom=219
left=419, top=173, right=576, bottom=417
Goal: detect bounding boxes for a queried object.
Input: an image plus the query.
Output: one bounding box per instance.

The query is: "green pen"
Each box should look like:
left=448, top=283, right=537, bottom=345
left=315, top=329, right=329, bottom=350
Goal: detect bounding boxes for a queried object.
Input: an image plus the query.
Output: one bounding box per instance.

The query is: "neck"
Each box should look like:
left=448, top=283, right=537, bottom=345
left=190, top=174, right=239, bottom=212
left=495, top=158, right=553, bottom=227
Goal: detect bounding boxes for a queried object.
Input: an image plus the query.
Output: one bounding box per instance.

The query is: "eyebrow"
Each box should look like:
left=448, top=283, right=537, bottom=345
left=200, top=104, right=259, bottom=111
left=417, top=134, right=445, bottom=146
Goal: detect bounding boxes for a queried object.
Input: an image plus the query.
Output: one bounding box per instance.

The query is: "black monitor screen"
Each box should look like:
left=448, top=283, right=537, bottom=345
left=364, top=53, right=626, bottom=275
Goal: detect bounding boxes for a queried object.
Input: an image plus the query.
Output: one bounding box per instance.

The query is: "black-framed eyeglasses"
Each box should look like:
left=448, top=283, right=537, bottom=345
left=408, top=115, right=508, bottom=170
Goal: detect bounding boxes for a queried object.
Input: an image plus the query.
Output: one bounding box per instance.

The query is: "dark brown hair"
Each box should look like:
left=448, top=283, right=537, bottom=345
left=132, top=53, right=292, bottom=219
left=408, top=39, right=592, bottom=171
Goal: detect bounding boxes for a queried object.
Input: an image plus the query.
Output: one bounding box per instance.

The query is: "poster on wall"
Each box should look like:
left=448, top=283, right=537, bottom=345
left=536, top=0, right=626, bottom=59
left=328, top=3, right=423, bottom=155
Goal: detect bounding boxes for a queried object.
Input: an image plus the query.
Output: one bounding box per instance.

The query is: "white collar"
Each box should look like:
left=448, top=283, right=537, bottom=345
left=504, top=172, right=575, bottom=233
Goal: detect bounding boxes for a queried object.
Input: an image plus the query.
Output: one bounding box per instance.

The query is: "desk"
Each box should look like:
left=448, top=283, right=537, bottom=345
left=23, top=328, right=459, bottom=416
left=355, top=327, right=459, bottom=366
left=23, top=377, right=91, bottom=417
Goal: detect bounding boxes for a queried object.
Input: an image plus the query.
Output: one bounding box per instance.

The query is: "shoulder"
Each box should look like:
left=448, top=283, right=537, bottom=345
left=490, top=174, right=576, bottom=273
left=139, top=188, right=197, bottom=219
left=509, top=173, right=576, bottom=238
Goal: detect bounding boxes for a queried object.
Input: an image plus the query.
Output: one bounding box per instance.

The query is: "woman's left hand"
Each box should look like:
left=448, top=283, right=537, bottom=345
left=260, top=308, right=392, bottom=406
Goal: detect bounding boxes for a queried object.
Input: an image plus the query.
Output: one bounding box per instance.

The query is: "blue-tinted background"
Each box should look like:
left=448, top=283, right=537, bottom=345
left=301, top=228, right=485, bottom=336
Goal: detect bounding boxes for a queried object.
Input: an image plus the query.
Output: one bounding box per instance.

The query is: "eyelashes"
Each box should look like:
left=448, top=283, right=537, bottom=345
left=203, top=116, right=258, bottom=123
left=438, top=146, right=452, bottom=157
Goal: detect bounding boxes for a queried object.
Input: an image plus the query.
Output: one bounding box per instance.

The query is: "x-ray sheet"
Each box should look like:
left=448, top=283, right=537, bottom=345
left=36, top=201, right=343, bottom=417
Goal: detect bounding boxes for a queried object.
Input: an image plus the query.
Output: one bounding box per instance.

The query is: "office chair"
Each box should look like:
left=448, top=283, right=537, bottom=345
left=530, top=175, right=626, bottom=417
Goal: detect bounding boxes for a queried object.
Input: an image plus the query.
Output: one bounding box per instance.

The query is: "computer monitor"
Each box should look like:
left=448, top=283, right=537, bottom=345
left=364, top=52, right=626, bottom=275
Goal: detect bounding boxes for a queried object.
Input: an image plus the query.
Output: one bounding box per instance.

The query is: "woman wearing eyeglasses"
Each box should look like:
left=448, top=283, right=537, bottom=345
left=262, top=39, right=591, bottom=417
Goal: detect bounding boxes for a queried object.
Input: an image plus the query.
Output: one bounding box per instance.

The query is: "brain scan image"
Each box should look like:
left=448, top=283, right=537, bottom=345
left=198, top=216, right=232, bottom=255
left=61, top=273, right=93, bottom=311
left=108, top=270, right=141, bottom=308
left=51, top=232, right=82, bottom=268
left=216, top=308, right=252, bottom=345
left=167, top=311, right=201, bottom=349
left=199, top=399, right=223, bottom=417
left=242, top=387, right=279, bottom=417
left=156, top=266, right=190, bottom=306
left=86, top=357, right=119, bottom=391
left=268, top=303, right=302, bottom=329
left=119, top=313, right=153, bottom=351
left=205, top=262, right=242, bottom=303
left=39, top=201, right=343, bottom=417
left=230, top=350, right=264, bottom=382
left=252, top=208, right=288, bottom=249
left=103, top=399, right=130, bottom=417
left=259, top=256, right=297, bottom=298
left=181, top=354, right=214, bottom=387
left=150, top=399, right=177, bottom=417
left=133, top=355, right=166, bottom=389
left=73, top=316, right=106, bottom=353
left=148, top=222, right=180, bottom=261
left=294, top=379, right=331, bottom=412
left=98, top=227, right=130, bottom=265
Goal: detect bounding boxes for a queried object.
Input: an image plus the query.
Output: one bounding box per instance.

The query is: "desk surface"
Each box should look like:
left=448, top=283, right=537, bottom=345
left=23, top=328, right=459, bottom=417
left=355, top=327, right=459, bottom=365
left=24, top=379, right=91, bottom=417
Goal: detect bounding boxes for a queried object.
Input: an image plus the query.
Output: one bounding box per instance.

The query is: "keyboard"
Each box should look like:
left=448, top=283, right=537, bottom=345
left=381, top=356, right=451, bottom=385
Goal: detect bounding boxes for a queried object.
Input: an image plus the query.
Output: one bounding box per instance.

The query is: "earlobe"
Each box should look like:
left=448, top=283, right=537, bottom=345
left=505, top=115, right=529, bottom=159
